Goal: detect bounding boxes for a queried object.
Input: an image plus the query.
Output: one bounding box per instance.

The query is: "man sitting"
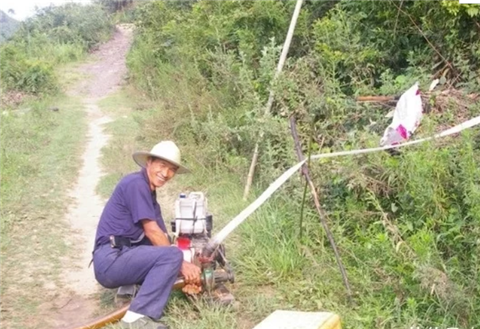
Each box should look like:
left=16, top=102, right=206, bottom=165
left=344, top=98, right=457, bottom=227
left=92, top=141, right=201, bottom=329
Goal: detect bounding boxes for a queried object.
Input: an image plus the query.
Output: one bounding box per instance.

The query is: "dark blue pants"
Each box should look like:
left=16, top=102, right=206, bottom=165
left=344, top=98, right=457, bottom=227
left=93, top=243, right=183, bottom=320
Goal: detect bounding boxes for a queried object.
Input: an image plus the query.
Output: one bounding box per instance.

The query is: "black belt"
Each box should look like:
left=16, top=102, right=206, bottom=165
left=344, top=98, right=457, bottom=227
left=109, top=235, right=133, bottom=248
left=94, top=232, right=147, bottom=252
left=110, top=232, right=147, bottom=248
left=91, top=234, right=146, bottom=267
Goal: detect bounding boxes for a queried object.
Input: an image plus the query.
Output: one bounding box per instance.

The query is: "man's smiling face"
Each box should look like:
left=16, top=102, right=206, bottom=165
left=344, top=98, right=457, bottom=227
left=145, top=157, right=178, bottom=190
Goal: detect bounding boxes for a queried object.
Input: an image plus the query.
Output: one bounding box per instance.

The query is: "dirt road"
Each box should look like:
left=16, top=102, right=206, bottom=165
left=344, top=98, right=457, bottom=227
left=46, top=25, right=133, bottom=329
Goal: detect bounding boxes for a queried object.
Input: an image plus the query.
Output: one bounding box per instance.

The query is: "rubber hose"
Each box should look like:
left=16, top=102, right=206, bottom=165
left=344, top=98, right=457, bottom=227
left=71, top=279, right=186, bottom=329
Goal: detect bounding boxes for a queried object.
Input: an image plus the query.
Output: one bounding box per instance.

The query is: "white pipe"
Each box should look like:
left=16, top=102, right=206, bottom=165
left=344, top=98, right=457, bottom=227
left=210, top=115, right=480, bottom=246
left=243, top=0, right=305, bottom=200
left=264, top=0, right=304, bottom=116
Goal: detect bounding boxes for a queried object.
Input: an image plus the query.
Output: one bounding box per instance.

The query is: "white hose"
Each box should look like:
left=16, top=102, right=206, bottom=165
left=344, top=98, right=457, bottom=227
left=210, top=115, right=480, bottom=245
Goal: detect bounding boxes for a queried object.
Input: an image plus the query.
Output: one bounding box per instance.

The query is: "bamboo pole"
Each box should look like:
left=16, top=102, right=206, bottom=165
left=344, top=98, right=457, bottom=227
left=243, top=0, right=304, bottom=200
left=264, top=0, right=304, bottom=116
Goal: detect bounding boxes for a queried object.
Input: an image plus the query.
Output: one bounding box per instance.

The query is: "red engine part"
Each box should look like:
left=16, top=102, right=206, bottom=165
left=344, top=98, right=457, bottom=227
left=176, top=236, right=191, bottom=250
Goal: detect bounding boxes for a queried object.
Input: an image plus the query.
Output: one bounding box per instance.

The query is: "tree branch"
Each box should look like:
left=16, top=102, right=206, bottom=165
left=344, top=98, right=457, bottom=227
left=289, top=115, right=354, bottom=304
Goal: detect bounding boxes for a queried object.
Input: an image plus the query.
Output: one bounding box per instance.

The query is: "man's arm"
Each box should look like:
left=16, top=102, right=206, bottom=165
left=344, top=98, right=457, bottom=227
left=141, top=219, right=171, bottom=246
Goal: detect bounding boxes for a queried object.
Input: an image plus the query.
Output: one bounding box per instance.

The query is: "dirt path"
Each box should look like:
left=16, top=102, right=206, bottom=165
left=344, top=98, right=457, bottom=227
left=46, top=25, right=133, bottom=329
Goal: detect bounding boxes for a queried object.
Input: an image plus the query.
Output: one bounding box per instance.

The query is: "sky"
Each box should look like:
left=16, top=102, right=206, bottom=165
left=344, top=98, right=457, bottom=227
left=0, top=0, right=92, bottom=21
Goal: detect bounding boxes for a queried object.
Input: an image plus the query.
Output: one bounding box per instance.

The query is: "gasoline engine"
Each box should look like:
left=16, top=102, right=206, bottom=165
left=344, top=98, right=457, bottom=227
left=115, top=192, right=234, bottom=304
left=171, top=192, right=234, bottom=303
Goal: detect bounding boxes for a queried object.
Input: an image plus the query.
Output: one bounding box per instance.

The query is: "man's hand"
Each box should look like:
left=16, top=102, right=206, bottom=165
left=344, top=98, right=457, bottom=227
left=181, top=261, right=201, bottom=284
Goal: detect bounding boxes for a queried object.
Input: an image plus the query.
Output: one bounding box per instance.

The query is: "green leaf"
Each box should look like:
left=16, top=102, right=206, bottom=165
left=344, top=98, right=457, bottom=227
left=395, top=75, right=406, bottom=85
left=466, top=6, right=480, bottom=17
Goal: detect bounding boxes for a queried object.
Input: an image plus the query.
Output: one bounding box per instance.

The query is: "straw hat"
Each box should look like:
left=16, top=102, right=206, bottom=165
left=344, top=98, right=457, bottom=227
left=132, top=141, right=190, bottom=174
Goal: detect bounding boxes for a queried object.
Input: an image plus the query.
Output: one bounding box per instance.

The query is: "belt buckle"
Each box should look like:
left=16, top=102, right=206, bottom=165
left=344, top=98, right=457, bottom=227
left=109, top=235, right=117, bottom=248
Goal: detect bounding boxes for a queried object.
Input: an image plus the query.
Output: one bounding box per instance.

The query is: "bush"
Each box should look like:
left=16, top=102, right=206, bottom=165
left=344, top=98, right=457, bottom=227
left=0, top=3, right=113, bottom=94
left=126, top=1, right=480, bottom=325
left=0, top=44, right=57, bottom=94
left=23, top=3, right=113, bottom=50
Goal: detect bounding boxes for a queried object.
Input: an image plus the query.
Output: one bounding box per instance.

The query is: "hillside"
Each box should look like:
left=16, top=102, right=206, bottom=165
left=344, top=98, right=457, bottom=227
left=0, top=10, right=20, bottom=43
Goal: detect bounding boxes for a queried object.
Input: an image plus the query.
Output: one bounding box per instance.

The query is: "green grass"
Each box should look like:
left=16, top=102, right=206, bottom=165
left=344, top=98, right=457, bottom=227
left=94, top=85, right=346, bottom=329
left=56, top=59, right=91, bottom=91
left=0, top=94, right=87, bottom=328
left=94, top=28, right=480, bottom=327
left=93, top=80, right=480, bottom=329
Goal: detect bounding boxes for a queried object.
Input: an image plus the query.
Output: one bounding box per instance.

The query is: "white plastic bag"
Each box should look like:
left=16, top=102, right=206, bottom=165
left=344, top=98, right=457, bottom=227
left=380, top=82, right=423, bottom=146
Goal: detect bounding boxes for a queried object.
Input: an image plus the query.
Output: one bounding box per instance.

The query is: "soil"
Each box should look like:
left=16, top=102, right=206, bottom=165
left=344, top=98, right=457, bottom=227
left=41, top=25, right=134, bottom=329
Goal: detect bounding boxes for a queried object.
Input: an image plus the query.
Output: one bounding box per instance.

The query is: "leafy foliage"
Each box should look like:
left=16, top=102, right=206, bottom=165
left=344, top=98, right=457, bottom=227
left=335, top=0, right=480, bottom=91
left=0, top=3, right=113, bottom=95
left=21, top=3, right=113, bottom=51
left=0, top=43, right=57, bottom=94
left=125, top=0, right=480, bottom=327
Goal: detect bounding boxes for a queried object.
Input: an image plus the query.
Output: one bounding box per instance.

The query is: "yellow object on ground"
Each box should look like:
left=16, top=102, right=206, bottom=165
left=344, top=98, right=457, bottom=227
left=253, top=310, right=341, bottom=329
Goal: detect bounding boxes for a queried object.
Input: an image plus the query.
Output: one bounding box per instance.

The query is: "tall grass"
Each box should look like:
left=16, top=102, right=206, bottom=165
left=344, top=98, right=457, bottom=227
left=97, top=80, right=480, bottom=328
left=90, top=1, right=480, bottom=327
left=124, top=32, right=480, bottom=329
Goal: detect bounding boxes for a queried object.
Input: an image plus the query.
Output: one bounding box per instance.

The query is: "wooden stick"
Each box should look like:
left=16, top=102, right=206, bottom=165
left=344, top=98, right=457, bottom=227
left=356, top=95, right=399, bottom=102
left=243, top=0, right=304, bottom=199
left=289, top=115, right=354, bottom=304
left=356, top=92, right=478, bottom=103
left=243, top=143, right=259, bottom=200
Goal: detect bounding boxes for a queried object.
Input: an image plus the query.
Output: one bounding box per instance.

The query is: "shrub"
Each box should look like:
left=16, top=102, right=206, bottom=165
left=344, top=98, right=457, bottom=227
left=23, top=3, right=113, bottom=50
left=0, top=2, right=113, bottom=94
left=0, top=44, right=57, bottom=94
left=126, top=2, right=480, bottom=325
